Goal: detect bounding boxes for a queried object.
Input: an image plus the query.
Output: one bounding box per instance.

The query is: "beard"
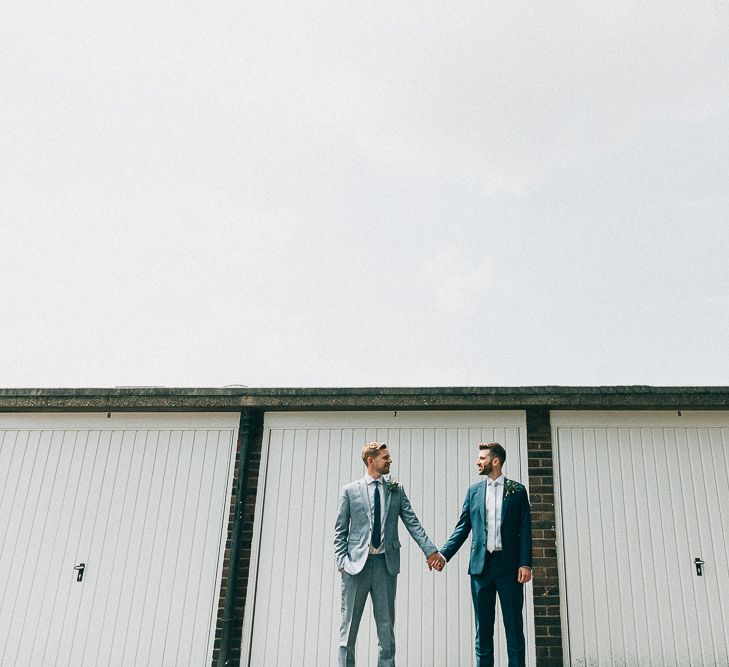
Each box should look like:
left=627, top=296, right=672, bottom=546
left=479, top=462, right=492, bottom=476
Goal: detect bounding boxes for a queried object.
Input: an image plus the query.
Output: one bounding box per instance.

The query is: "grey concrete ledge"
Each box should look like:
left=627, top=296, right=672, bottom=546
left=0, top=386, right=728, bottom=412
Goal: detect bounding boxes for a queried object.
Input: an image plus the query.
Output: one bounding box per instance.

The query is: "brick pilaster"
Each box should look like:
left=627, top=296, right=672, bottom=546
left=526, top=408, right=564, bottom=667
left=212, top=411, right=264, bottom=666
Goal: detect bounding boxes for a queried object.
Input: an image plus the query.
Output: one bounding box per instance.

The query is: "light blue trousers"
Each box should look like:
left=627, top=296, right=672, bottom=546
left=339, top=555, right=397, bottom=667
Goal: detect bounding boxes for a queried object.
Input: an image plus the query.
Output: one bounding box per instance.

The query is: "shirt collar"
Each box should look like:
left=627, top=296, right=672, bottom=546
left=365, top=474, right=384, bottom=486
left=488, top=474, right=505, bottom=486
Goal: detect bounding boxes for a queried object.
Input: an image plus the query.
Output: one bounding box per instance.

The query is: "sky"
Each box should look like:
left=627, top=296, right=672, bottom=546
left=2, top=1, right=729, bottom=388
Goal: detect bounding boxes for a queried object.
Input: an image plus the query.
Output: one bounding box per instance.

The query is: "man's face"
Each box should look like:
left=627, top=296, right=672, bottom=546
left=371, top=447, right=392, bottom=476
left=476, top=449, right=493, bottom=476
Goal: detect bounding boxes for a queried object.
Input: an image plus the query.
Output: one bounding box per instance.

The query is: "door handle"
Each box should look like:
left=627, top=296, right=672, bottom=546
left=74, top=562, right=86, bottom=582
left=694, top=557, right=705, bottom=576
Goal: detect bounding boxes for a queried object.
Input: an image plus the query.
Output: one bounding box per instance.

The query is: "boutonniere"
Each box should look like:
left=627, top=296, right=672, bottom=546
left=504, top=480, right=523, bottom=496
left=386, top=478, right=400, bottom=492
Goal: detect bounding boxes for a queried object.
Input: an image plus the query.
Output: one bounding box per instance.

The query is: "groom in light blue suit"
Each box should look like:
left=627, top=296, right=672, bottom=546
left=334, top=441, right=443, bottom=667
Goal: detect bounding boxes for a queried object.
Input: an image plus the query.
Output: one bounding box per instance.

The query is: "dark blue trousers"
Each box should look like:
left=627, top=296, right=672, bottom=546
left=470, top=551, right=526, bottom=667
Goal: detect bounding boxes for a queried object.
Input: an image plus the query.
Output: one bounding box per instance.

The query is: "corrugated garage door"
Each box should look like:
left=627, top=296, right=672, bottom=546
left=0, top=412, right=238, bottom=666
left=241, top=410, right=534, bottom=667
left=553, top=411, right=729, bottom=666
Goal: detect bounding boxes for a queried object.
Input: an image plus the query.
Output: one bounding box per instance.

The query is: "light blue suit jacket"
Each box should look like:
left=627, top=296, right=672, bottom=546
left=334, top=477, right=436, bottom=577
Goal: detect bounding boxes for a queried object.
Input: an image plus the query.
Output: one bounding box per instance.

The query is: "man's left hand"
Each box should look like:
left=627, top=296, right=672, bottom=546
left=517, top=566, right=532, bottom=584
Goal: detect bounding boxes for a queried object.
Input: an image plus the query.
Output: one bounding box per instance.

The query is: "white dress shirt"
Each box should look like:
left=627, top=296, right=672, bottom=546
left=485, top=475, right=504, bottom=553
left=365, top=474, right=386, bottom=554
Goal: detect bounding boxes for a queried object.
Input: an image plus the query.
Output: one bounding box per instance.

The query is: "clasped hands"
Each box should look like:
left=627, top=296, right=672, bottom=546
left=426, top=551, right=446, bottom=572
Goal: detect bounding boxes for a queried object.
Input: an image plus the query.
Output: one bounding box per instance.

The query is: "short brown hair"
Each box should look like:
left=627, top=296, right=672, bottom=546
left=479, top=442, right=506, bottom=465
left=362, top=441, right=387, bottom=465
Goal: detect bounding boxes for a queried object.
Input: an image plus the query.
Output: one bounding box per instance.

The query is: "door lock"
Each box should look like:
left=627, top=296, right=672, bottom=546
left=694, top=557, right=705, bottom=576
left=74, top=562, right=86, bottom=582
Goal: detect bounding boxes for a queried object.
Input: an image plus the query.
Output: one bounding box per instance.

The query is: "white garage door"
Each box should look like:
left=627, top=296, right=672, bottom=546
left=553, top=411, right=729, bottom=667
left=241, top=410, right=534, bottom=666
left=0, top=412, right=238, bottom=667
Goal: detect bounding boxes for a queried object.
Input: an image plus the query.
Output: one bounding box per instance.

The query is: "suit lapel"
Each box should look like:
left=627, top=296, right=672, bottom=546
left=475, top=479, right=486, bottom=529
left=501, top=477, right=510, bottom=521
left=383, top=479, right=392, bottom=524
left=358, top=478, right=370, bottom=527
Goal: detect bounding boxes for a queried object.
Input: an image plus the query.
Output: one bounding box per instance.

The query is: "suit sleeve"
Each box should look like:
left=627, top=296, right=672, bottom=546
left=398, top=486, right=437, bottom=557
left=333, top=487, right=350, bottom=570
left=519, top=486, right=532, bottom=568
left=440, top=489, right=472, bottom=562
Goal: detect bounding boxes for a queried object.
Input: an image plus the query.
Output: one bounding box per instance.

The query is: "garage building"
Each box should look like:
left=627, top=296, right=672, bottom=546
left=1, top=386, right=727, bottom=666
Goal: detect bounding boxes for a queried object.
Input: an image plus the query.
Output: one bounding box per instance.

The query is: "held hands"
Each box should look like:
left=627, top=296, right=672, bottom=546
left=426, top=551, right=446, bottom=572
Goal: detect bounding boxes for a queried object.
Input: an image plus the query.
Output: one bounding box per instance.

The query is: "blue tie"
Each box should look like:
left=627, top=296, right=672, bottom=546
left=372, top=480, right=382, bottom=549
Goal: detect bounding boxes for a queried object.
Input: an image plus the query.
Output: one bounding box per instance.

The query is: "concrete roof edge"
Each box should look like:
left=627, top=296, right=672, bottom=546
left=1, top=385, right=729, bottom=397
left=1, top=385, right=729, bottom=413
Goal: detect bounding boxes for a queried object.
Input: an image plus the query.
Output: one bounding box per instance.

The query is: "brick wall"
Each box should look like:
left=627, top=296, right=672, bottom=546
left=526, top=408, right=563, bottom=667
left=211, top=411, right=264, bottom=666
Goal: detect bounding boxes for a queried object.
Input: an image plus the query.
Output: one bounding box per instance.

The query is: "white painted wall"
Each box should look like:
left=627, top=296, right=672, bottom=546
left=0, top=412, right=239, bottom=667
left=241, top=410, right=534, bottom=666
left=553, top=411, right=729, bottom=667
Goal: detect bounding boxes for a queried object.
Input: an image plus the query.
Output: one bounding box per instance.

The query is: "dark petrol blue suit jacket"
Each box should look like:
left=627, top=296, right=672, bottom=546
left=440, top=478, right=532, bottom=575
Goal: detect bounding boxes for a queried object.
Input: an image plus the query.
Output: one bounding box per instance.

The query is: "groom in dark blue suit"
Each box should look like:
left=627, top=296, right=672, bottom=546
left=440, top=443, right=532, bottom=667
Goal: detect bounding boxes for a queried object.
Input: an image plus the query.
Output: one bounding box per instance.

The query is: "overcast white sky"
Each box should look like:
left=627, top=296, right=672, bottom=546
left=2, top=1, right=728, bottom=388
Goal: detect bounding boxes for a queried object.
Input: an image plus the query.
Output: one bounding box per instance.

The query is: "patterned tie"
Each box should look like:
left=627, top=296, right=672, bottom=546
left=487, top=481, right=495, bottom=553
left=372, top=480, right=382, bottom=548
